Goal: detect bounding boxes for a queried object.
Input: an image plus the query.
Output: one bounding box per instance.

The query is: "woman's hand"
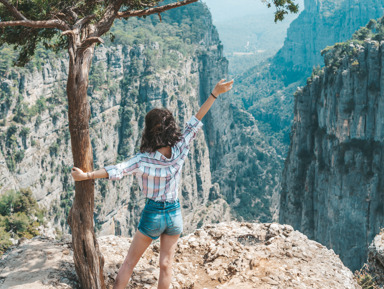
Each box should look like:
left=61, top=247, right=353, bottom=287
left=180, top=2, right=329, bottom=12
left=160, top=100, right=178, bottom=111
left=71, top=167, right=88, bottom=181
left=211, top=79, right=234, bottom=97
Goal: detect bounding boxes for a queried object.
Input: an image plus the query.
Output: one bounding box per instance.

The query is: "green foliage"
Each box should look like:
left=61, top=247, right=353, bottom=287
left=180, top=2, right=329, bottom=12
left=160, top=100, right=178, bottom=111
left=6, top=94, right=48, bottom=125
left=20, top=127, right=30, bottom=139
left=14, top=149, right=25, bottom=163
left=353, top=27, right=373, bottom=41
left=49, top=142, right=59, bottom=157
left=321, top=16, right=384, bottom=72
left=99, top=180, right=108, bottom=198
left=51, top=111, right=61, bottom=126
left=262, top=0, right=299, bottom=22
left=1, top=0, right=299, bottom=67
left=0, top=0, right=165, bottom=65
left=60, top=189, right=74, bottom=217
left=63, top=129, right=70, bottom=144
left=0, top=45, right=17, bottom=76
left=117, top=105, right=134, bottom=158
left=0, top=188, right=40, bottom=216
left=0, top=0, right=202, bottom=65
left=0, top=226, right=12, bottom=254
left=231, top=104, right=255, bottom=127
left=307, top=65, right=325, bottom=84
left=0, top=188, right=46, bottom=255
left=35, top=115, right=42, bottom=128
left=89, top=62, right=106, bottom=92
left=6, top=124, right=18, bottom=148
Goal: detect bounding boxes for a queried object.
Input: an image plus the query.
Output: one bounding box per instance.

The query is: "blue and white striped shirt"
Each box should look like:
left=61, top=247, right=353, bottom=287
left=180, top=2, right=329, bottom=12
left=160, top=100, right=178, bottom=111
left=104, top=115, right=203, bottom=202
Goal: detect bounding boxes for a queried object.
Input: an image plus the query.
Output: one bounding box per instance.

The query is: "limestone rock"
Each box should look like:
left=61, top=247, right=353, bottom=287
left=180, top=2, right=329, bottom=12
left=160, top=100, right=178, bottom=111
left=280, top=37, right=384, bottom=271
left=0, top=222, right=361, bottom=289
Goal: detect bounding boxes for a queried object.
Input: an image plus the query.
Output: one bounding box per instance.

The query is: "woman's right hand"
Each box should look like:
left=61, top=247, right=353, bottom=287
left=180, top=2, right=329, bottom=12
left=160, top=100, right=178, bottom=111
left=212, top=79, right=234, bottom=97
left=71, top=167, right=87, bottom=181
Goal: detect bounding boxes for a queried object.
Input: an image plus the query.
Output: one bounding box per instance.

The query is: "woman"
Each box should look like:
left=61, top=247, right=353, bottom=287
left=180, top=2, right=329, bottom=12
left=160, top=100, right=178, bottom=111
left=71, top=78, right=234, bottom=289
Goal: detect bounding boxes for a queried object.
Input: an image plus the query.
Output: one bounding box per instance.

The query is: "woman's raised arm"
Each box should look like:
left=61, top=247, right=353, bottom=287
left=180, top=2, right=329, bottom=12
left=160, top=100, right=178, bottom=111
left=195, top=79, right=234, bottom=121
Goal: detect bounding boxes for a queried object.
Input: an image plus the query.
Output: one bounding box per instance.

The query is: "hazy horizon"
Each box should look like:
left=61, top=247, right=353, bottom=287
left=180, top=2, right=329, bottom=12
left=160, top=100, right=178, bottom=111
left=203, top=0, right=305, bottom=23
left=202, top=0, right=305, bottom=73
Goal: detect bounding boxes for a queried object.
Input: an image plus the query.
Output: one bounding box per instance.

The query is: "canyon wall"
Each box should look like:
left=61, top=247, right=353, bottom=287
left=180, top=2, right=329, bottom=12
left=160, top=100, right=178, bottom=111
left=280, top=23, right=384, bottom=270
left=229, top=0, right=384, bottom=225
left=274, top=0, right=384, bottom=81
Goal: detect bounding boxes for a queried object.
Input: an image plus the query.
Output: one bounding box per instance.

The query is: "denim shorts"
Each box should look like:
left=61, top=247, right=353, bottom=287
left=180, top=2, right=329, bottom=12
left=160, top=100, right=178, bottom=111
left=138, top=198, right=183, bottom=240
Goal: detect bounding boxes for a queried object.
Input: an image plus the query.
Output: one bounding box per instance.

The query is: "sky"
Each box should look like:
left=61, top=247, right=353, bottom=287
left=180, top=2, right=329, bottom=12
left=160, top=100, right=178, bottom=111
left=200, top=0, right=305, bottom=56
left=202, top=0, right=305, bottom=23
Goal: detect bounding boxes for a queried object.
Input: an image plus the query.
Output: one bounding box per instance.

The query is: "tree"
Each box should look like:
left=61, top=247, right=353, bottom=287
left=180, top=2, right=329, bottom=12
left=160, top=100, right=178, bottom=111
left=0, top=0, right=298, bottom=288
left=263, top=0, right=299, bottom=22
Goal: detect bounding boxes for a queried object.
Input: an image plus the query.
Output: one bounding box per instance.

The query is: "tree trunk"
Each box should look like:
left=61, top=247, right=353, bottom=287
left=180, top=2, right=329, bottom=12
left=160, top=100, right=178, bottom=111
left=66, top=29, right=106, bottom=289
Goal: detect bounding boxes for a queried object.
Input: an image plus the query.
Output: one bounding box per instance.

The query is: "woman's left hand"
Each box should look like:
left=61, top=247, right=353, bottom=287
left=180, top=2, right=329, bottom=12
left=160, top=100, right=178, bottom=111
left=71, top=167, right=87, bottom=181
left=212, top=79, right=234, bottom=97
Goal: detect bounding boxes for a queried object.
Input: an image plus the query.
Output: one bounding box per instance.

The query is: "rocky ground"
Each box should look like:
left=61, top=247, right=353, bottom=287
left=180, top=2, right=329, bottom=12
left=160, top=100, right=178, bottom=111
left=0, top=222, right=361, bottom=289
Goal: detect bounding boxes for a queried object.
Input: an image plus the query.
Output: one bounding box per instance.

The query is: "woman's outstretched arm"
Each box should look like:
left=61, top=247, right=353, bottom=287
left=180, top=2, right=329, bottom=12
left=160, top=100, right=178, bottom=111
left=71, top=154, right=141, bottom=181
left=195, top=79, right=234, bottom=121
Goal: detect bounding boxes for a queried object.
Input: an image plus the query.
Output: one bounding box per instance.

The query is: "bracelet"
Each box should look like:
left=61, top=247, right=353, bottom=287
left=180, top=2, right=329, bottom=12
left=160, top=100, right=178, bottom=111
left=87, top=172, right=90, bottom=180
left=210, top=92, right=217, bottom=99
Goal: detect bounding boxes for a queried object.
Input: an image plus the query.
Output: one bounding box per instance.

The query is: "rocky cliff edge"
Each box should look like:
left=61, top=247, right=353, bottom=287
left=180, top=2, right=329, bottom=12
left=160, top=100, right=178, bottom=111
left=0, top=222, right=360, bottom=289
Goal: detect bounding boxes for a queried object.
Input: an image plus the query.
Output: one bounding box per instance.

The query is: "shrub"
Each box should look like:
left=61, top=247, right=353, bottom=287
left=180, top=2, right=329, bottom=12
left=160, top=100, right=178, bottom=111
left=0, top=227, right=12, bottom=255
left=14, top=150, right=25, bottom=163
left=6, top=125, right=18, bottom=148
left=49, top=143, right=59, bottom=157
left=354, top=263, right=380, bottom=289
left=6, top=211, right=29, bottom=233
left=0, top=188, right=45, bottom=255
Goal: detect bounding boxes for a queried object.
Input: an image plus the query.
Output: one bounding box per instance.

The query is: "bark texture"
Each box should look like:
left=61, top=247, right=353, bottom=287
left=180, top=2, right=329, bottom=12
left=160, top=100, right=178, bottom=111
left=66, top=25, right=106, bottom=289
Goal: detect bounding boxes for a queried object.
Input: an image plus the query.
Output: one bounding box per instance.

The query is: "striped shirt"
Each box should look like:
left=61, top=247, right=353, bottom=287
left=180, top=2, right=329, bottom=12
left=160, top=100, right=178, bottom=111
left=104, top=115, right=203, bottom=202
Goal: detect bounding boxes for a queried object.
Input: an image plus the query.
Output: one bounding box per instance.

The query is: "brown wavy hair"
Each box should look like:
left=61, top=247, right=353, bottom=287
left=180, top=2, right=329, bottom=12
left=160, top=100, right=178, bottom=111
left=140, top=108, right=182, bottom=153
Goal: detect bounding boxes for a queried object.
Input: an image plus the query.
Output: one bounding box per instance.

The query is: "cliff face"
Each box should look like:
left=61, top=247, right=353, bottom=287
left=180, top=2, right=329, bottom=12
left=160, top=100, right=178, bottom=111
left=274, top=0, right=384, bottom=81
left=280, top=23, right=384, bottom=270
left=225, top=0, right=384, bottom=224
left=0, top=3, right=232, bottom=236
left=202, top=80, right=283, bottom=223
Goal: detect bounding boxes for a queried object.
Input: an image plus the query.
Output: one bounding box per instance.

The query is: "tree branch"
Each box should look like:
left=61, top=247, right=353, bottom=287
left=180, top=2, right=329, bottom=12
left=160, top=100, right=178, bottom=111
left=96, top=0, right=124, bottom=37
left=0, top=19, right=69, bottom=30
left=62, top=29, right=78, bottom=46
left=117, top=0, right=198, bottom=18
left=0, top=0, right=27, bottom=20
left=66, top=7, right=79, bottom=23
left=74, top=14, right=96, bottom=29
left=80, top=37, right=104, bottom=50
left=0, top=0, right=69, bottom=30
left=138, top=1, right=157, bottom=8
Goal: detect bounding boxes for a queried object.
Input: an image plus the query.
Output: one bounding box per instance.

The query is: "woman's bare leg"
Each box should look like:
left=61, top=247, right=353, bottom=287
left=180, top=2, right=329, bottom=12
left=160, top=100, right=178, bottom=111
left=113, top=230, right=153, bottom=289
left=158, top=234, right=180, bottom=289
